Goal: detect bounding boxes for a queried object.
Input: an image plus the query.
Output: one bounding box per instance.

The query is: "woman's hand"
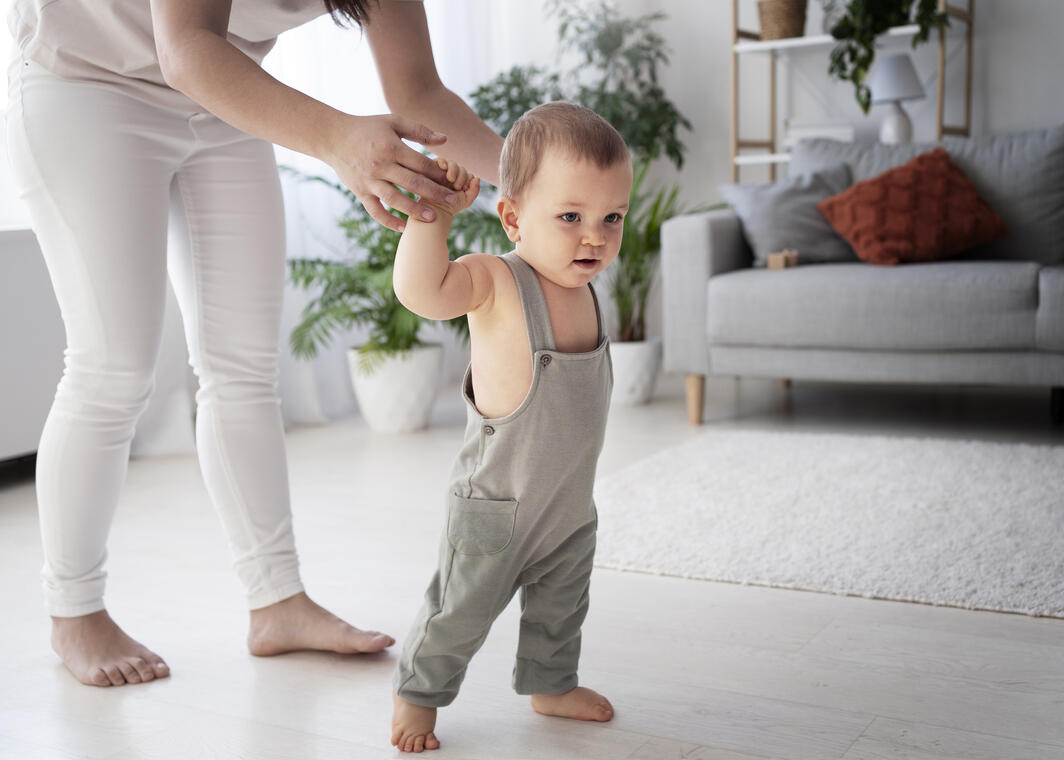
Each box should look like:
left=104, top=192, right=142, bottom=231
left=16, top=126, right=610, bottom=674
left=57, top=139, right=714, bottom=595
left=327, top=114, right=462, bottom=232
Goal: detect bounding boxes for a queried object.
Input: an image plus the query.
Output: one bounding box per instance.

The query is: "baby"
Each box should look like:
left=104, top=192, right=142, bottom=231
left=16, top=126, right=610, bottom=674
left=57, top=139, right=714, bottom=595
left=389, top=101, right=633, bottom=753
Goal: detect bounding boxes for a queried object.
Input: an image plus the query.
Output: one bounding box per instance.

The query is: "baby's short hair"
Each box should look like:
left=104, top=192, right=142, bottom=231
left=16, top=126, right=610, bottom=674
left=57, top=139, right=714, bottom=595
left=499, top=102, right=630, bottom=199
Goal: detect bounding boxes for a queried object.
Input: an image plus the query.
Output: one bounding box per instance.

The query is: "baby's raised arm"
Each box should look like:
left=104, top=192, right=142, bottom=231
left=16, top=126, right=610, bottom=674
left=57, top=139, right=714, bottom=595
left=393, top=158, right=497, bottom=321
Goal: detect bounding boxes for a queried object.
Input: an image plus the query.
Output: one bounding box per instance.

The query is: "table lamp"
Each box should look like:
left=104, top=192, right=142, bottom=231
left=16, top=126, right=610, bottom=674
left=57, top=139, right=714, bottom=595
left=868, top=53, right=925, bottom=144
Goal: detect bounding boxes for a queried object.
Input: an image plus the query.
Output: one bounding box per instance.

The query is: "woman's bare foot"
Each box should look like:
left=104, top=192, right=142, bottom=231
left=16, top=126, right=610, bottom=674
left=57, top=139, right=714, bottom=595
left=51, top=610, right=170, bottom=687
left=391, top=692, right=440, bottom=753
left=247, top=592, right=394, bottom=656
left=530, top=686, right=614, bottom=722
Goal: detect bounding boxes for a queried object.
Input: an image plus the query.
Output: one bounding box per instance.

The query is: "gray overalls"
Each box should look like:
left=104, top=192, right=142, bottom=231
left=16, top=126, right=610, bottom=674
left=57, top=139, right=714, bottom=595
left=394, top=252, right=613, bottom=707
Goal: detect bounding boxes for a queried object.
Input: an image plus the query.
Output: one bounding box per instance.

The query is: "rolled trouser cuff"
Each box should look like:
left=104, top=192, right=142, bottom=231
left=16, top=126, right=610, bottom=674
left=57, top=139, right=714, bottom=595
left=512, top=656, right=579, bottom=696
left=246, top=580, right=305, bottom=611
left=45, top=597, right=107, bottom=619
left=394, top=665, right=461, bottom=708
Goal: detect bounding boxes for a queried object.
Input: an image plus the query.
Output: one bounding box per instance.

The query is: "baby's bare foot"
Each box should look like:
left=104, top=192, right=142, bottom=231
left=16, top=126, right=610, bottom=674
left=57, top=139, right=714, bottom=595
left=247, top=592, right=394, bottom=656
left=391, top=692, right=440, bottom=753
left=530, top=686, right=614, bottom=722
left=51, top=610, right=170, bottom=687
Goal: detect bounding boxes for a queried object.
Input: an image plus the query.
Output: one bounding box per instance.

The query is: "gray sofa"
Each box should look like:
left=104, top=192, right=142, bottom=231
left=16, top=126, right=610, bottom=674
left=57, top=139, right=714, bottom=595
left=662, top=125, right=1064, bottom=424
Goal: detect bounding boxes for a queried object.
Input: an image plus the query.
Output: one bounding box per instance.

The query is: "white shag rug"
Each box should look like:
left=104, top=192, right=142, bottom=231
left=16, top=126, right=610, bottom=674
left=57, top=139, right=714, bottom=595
left=593, top=430, right=1064, bottom=617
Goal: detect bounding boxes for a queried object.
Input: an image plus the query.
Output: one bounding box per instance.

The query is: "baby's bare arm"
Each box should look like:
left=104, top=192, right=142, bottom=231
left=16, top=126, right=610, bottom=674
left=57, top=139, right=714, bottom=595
left=393, top=160, right=495, bottom=320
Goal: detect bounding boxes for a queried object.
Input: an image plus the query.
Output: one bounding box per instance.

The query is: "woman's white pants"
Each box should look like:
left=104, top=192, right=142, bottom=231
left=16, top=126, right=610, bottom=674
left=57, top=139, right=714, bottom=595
left=6, top=60, right=305, bottom=617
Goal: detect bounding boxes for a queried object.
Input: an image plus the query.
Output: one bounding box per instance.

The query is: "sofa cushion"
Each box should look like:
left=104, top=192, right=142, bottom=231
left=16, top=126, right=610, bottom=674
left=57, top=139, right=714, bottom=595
left=707, top=261, right=1040, bottom=351
left=718, top=164, right=856, bottom=267
left=789, top=125, right=1064, bottom=265
left=817, top=149, right=1008, bottom=266
left=1037, top=266, right=1064, bottom=351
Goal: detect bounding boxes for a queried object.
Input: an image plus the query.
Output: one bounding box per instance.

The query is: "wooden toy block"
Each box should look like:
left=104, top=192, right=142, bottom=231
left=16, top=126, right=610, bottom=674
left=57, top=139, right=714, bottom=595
left=767, top=249, right=799, bottom=270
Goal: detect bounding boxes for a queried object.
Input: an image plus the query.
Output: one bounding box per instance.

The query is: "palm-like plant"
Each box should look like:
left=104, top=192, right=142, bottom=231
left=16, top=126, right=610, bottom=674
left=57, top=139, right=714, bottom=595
left=611, top=161, right=678, bottom=342
left=285, top=170, right=508, bottom=368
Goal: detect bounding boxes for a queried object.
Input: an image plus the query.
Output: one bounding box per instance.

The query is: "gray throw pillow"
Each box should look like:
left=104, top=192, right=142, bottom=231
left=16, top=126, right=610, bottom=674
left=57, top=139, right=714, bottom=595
left=719, top=163, right=855, bottom=267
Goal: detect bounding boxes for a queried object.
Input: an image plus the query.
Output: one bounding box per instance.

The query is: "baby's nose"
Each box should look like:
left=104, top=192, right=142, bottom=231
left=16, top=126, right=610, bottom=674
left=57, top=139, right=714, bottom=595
left=582, top=228, right=606, bottom=246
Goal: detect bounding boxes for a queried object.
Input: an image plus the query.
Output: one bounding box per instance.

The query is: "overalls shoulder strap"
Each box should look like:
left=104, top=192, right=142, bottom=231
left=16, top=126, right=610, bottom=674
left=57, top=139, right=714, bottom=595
left=501, top=253, right=556, bottom=353
left=588, top=281, right=605, bottom=347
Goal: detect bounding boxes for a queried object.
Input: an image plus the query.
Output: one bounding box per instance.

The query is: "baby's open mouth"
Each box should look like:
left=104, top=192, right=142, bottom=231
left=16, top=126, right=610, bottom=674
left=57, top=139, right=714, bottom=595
left=574, top=258, right=598, bottom=267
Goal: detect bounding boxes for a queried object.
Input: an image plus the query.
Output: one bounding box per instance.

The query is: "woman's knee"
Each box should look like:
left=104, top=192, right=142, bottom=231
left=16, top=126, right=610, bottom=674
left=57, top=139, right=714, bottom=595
left=193, top=351, right=280, bottom=405
left=53, top=359, right=157, bottom=423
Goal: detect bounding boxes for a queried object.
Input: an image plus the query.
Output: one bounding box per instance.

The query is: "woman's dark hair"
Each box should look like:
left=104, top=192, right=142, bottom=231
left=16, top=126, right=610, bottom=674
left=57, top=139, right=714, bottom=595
left=323, top=0, right=377, bottom=27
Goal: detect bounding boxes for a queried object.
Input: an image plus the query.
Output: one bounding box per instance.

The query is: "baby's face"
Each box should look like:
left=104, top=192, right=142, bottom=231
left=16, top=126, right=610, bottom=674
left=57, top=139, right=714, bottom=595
left=511, top=150, right=632, bottom=289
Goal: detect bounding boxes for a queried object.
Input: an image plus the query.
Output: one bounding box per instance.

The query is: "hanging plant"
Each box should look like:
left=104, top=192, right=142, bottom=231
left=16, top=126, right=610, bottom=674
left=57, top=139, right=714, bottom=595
left=826, top=0, right=948, bottom=113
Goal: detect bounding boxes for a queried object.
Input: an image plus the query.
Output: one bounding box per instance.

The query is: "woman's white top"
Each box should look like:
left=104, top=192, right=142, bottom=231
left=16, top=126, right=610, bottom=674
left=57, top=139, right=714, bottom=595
left=8, top=0, right=418, bottom=112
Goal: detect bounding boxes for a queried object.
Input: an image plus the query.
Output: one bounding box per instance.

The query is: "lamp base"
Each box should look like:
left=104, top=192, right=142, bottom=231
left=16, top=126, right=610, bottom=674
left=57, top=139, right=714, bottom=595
left=879, top=101, right=913, bottom=144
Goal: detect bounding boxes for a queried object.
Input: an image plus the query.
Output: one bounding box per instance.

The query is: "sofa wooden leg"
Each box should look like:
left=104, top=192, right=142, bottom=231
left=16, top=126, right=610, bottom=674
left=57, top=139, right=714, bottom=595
left=1052, top=387, right=1063, bottom=427
left=685, top=374, right=705, bottom=425
left=780, top=379, right=792, bottom=390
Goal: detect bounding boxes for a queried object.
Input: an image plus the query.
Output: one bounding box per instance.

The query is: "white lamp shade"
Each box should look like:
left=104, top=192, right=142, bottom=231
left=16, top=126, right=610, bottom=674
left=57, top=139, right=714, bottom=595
left=868, top=53, right=925, bottom=103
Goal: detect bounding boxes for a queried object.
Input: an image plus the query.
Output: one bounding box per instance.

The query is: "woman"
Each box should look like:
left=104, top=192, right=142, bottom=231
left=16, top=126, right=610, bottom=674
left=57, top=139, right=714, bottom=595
left=5, top=0, right=502, bottom=687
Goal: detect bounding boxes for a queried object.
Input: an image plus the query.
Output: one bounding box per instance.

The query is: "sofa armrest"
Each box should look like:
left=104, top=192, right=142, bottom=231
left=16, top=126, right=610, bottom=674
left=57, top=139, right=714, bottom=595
left=661, top=209, right=751, bottom=375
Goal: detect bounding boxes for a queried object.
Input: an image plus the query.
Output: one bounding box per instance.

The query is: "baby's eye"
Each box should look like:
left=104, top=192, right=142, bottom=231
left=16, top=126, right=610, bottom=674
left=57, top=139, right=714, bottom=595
left=560, top=212, right=580, bottom=223
left=605, top=213, right=623, bottom=224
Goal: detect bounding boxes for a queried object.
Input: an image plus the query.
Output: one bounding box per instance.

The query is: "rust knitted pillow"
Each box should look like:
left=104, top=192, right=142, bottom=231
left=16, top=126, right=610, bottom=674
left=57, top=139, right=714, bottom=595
left=816, top=148, right=1008, bottom=266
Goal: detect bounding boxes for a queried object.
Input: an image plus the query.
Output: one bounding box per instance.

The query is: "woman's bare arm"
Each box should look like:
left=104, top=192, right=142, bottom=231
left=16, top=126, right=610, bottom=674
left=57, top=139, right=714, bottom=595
left=365, top=1, right=503, bottom=186
left=150, top=0, right=456, bottom=230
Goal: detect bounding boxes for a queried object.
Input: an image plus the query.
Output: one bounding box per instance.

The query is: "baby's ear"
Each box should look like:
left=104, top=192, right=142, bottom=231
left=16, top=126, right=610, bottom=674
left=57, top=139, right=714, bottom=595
left=497, top=197, right=521, bottom=243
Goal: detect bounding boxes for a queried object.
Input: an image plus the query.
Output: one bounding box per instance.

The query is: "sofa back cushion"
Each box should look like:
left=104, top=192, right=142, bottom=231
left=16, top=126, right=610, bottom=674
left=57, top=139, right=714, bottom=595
left=789, top=125, right=1064, bottom=264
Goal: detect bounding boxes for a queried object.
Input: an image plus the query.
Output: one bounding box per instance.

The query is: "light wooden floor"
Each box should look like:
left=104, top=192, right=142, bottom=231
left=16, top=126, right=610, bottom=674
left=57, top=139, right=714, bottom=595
left=1, top=376, right=1062, bottom=760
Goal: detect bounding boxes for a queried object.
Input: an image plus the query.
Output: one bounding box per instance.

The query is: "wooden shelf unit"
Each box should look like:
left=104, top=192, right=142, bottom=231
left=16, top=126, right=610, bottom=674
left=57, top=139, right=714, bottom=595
left=729, top=0, right=974, bottom=181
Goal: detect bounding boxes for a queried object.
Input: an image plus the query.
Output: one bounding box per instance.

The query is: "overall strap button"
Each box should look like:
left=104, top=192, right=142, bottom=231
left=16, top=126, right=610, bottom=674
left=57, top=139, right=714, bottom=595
left=540, top=354, right=552, bottom=367
left=483, top=425, right=495, bottom=436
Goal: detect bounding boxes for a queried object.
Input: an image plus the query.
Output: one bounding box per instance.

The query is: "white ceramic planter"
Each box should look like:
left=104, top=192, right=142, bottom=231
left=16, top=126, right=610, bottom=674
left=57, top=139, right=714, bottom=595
left=347, top=343, right=444, bottom=433
left=610, top=337, right=662, bottom=406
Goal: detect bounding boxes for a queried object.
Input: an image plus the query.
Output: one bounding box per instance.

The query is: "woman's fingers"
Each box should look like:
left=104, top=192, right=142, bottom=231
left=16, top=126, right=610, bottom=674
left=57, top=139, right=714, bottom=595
left=388, top=165, right=457, bottom=208
left=399, top=144, right=449, bottom=186
left=376, top=181, right=436, bottom=223
left=394, top=145, right=456, bottom=205
left=359, top=195, right=406, bottom=233
left=389, top=114, right=447, bottom=147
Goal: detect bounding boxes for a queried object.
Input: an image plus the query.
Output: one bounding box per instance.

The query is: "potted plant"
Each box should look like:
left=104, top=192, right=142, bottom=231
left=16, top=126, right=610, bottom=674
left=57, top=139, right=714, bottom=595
left=469, top=0, right=694, bottom=405
left=286, top=172, right=508, bottom=433
left=825, top=0, right=948, bottom=113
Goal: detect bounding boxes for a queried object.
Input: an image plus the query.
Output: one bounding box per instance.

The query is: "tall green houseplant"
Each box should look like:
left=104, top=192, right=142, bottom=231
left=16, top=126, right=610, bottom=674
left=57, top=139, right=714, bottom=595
left=470, top=0, right=693, bottom=342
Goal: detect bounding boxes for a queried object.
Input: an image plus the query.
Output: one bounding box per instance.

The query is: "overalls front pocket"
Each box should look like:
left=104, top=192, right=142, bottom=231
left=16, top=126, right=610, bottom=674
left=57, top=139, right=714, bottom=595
left=447, top=494, right=519, bottom=556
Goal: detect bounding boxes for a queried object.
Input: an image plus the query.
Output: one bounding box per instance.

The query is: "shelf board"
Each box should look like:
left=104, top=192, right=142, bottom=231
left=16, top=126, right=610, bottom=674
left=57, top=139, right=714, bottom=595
left=734, top=24, right=920, bottom=54
left=734, top=153, right=792, bottom=166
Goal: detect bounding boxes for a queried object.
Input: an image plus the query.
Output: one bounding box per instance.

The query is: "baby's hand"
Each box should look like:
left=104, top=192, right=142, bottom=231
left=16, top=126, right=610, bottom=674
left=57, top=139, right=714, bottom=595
left=426, top=158, right=480, bottom=217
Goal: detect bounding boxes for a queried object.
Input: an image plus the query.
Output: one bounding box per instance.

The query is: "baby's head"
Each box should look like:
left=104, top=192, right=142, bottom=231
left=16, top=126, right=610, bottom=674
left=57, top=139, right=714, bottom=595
left=497, top=102, right=632, bottom=288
